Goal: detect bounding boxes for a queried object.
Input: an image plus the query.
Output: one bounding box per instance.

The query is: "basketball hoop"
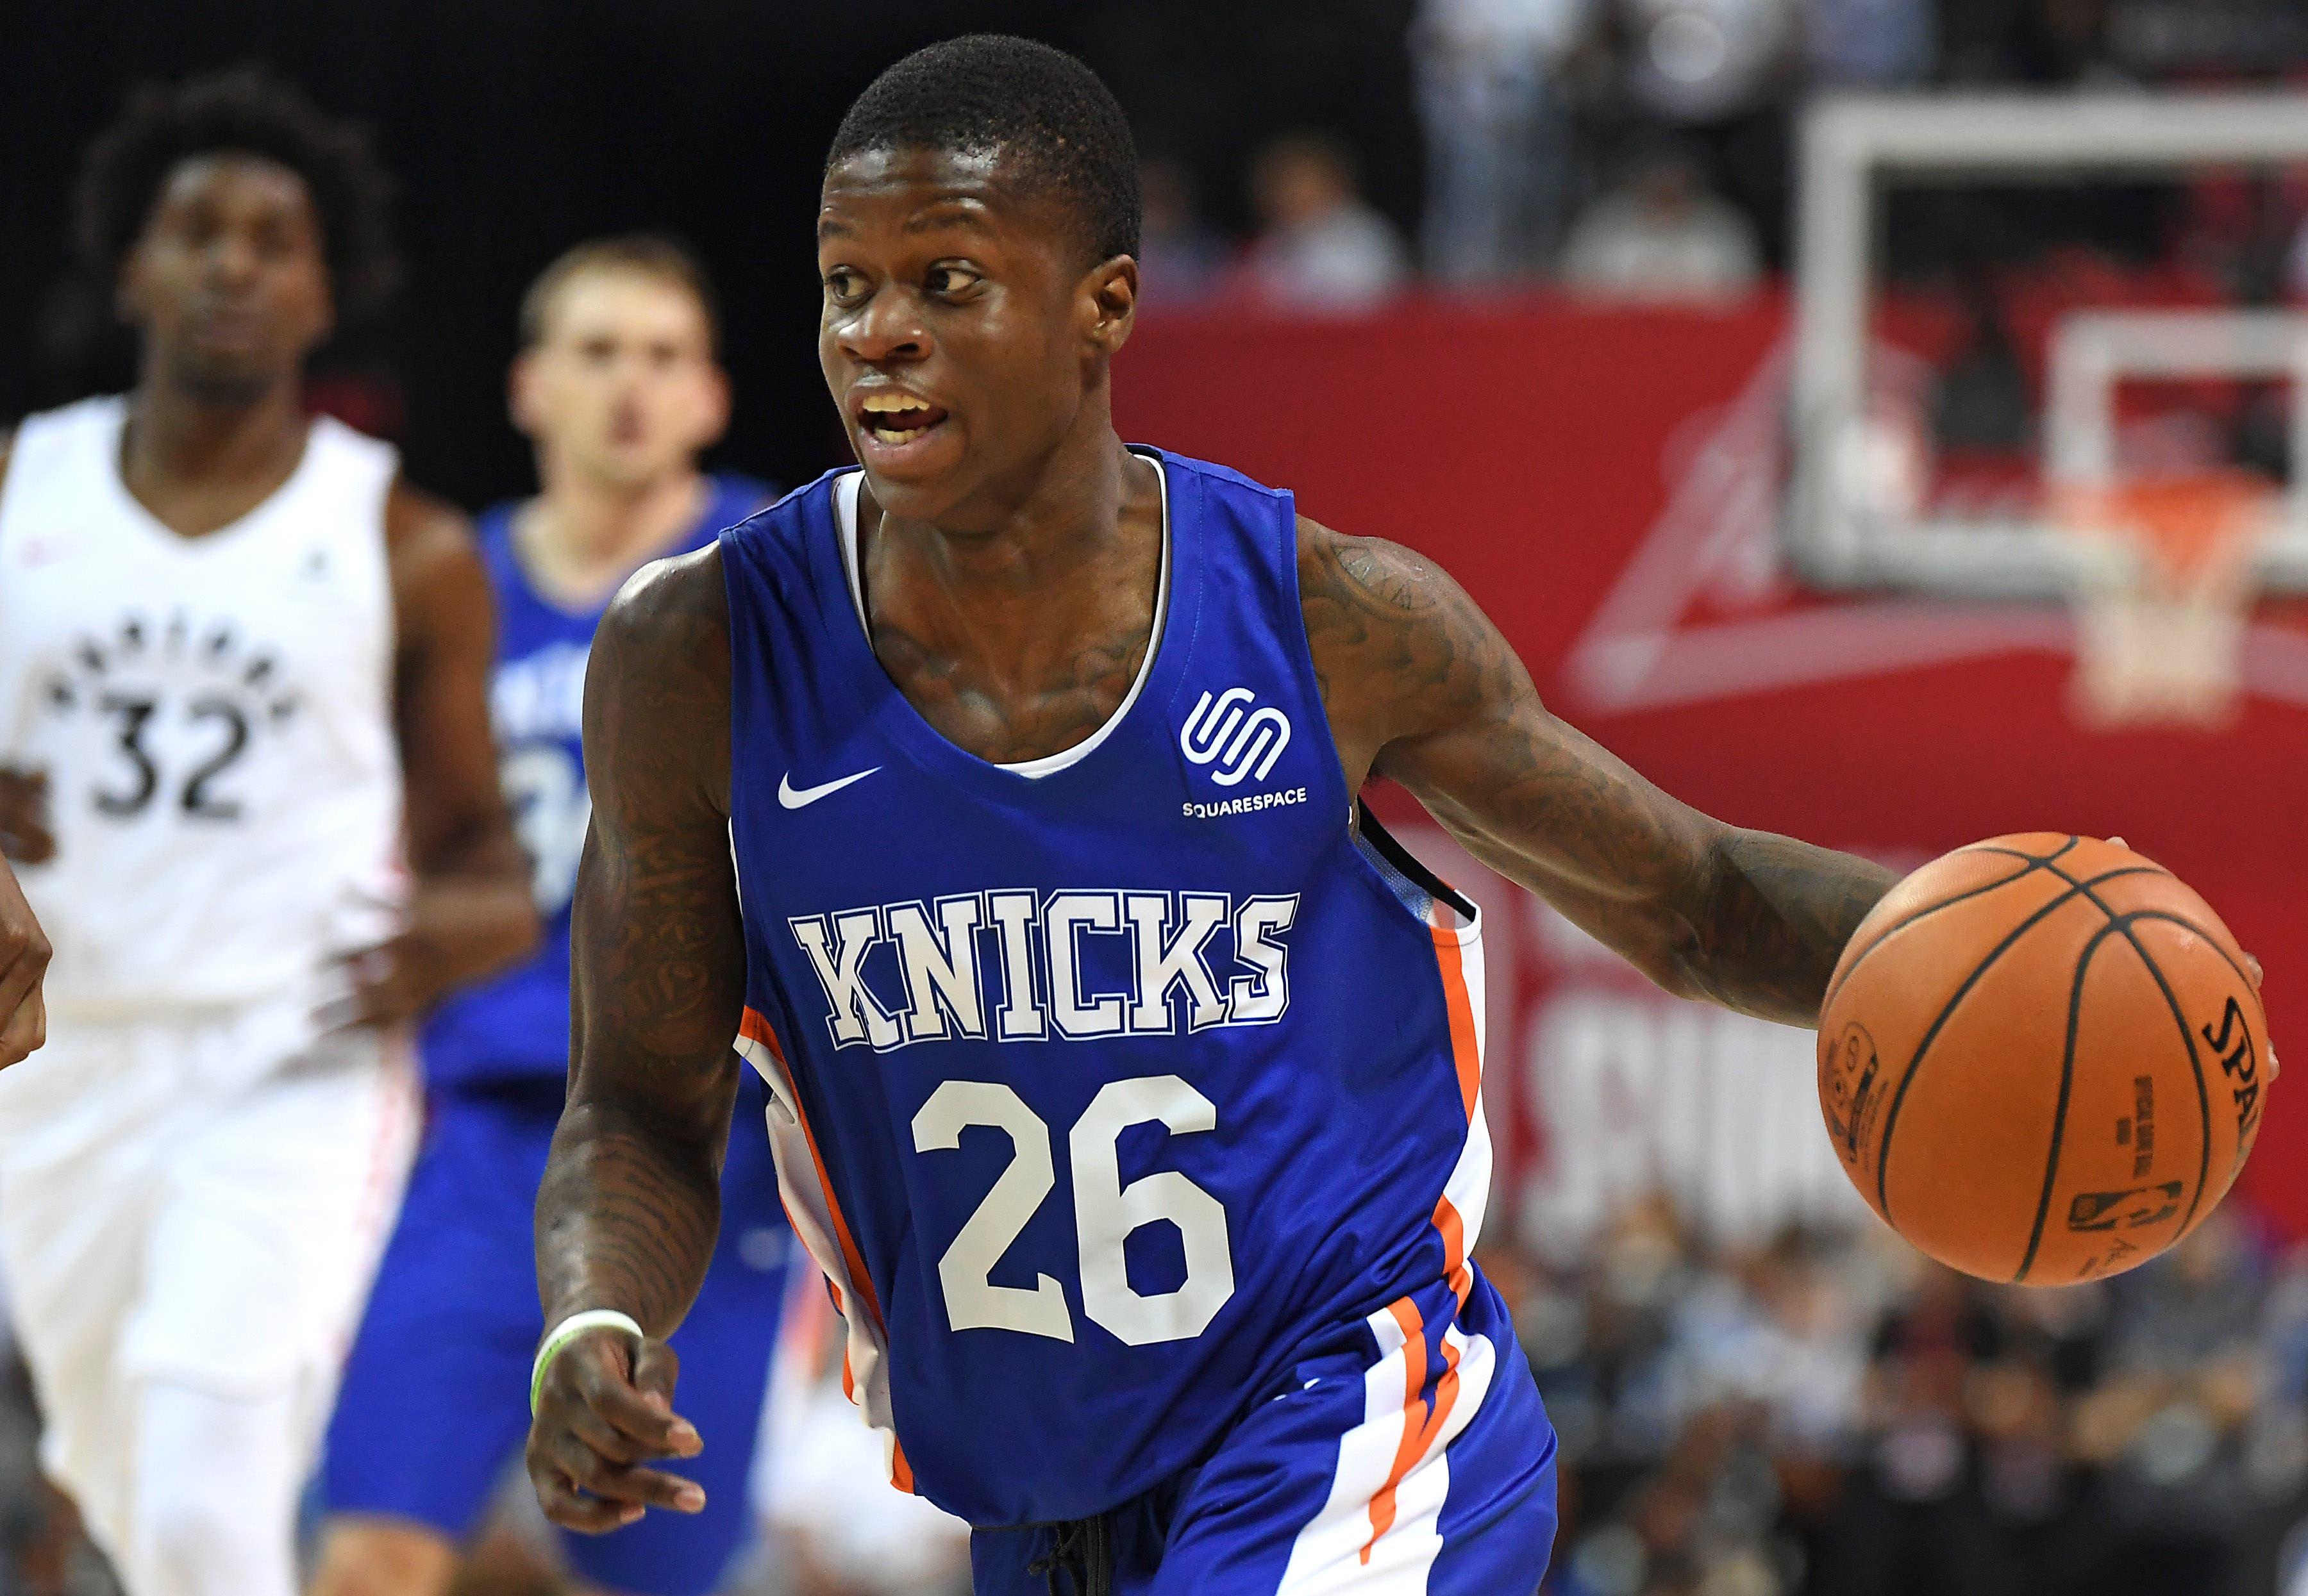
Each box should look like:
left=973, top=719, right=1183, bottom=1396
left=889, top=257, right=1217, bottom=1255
left=2052, top=470, right=2273, bottom=730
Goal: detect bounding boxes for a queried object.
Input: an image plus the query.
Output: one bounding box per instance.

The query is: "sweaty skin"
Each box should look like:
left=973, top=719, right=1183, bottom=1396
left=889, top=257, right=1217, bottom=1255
left=526, top=146, right=1897, bottom=1529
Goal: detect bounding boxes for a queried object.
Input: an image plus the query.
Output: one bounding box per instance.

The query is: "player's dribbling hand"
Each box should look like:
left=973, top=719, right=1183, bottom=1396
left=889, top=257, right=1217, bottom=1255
left=0, top=858, right=50, bottom=1069
left=526, top=1327, right=707, bottom=1533
left=2245, top=950, right=2279, bottom=1083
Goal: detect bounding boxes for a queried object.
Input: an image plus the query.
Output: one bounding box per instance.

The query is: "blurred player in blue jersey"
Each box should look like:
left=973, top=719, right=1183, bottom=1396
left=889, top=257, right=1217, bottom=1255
left=314, top=238, right=790, bottom=1596
left=524, top=37, right=1905, bottom=1596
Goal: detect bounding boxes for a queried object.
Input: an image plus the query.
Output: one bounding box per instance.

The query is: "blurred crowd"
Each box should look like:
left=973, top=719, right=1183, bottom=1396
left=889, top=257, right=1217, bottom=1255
left=11, top=1193, right=2308, bottom=1595
left=1494, top=1197, right=2308, bottom=1596
left=1134, top=0, right=2308, bottom=312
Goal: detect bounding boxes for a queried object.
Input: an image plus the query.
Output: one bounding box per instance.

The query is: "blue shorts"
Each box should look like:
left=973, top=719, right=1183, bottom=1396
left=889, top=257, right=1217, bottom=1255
left=969, top=1287, right=1557, bottom=1595
left=322, top=1077, right=793, bottom=1596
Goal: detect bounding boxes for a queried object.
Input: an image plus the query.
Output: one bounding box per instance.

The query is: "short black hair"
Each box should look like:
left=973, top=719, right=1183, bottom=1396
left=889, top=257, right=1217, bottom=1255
left=826, top=35, right=1141, bottom=265
left=74, top=66, right=399, bottom=319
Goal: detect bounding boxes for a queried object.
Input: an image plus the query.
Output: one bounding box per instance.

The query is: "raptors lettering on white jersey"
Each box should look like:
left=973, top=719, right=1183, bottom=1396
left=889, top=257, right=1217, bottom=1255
left=0, top=395, right=405, bottom=1014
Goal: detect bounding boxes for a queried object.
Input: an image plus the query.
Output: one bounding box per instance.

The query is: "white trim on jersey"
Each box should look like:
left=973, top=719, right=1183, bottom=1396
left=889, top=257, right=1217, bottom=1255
left=733, top=1011, right=916, bottom=1492
left=832, top=454, right=1173, bottom=779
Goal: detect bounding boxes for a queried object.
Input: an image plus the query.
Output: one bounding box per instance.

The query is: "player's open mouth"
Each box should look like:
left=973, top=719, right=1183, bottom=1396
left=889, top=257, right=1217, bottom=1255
left=858, top=393, right=950, bottom=447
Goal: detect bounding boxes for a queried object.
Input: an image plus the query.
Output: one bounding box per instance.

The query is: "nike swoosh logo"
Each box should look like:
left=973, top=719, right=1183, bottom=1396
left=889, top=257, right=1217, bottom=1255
left=778, top=767, right=882, bottom=810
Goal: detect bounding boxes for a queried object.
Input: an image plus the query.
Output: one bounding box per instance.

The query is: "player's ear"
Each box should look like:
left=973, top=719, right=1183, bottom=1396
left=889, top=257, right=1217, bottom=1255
left=507, top=350, right=542, bottom=440
left=306, top=280, right=337, bottom=354
left=1083, top=255, right=1137, bottom=359
left=694, top=362, right=732, bottom=451
left=113, top=247, right=153, bottom=328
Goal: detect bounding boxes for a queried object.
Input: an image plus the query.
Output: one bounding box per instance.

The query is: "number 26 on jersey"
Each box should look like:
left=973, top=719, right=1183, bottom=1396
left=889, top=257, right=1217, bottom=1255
left=912, top=1074, right=1235, bottom=1347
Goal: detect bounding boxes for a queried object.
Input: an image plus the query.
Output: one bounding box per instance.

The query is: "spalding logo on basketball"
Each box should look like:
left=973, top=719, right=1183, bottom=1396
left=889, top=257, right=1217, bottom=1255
left=1817, top=833, right=2270, bottom=1284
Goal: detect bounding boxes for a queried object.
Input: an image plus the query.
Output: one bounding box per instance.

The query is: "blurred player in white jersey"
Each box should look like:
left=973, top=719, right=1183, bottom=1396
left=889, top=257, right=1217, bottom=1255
left=0, top=69, right=535, bottom=1596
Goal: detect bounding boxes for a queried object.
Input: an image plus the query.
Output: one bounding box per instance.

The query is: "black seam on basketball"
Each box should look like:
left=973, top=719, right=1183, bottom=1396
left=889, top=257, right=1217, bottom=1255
left=1821, top=859, right=2046, bottom=1017
left=2037, top=865, right=2216, bottom=1242
left=2120, top=910, right=2261, bottom=1000
left=1953, top=836, right=2082, bottom=868
left=2120, top=910, right=2264, bottom=1186
left=2014, top=920, right=2127, bottom=1282
left=1828, top=838, right=2102, bottom=1013
left=1960, top=838, right=2171, bottom=879
left=1872, top=864, right=2165, bottom=1224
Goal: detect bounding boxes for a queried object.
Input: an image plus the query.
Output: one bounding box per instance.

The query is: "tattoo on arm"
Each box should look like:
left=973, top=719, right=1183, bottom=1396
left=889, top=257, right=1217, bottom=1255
left=537, top=549, right=744, bottom=1335
left=1683, top=830, right=1898, bottom=1024
left=1300, top=518, right=1896, bottom=1027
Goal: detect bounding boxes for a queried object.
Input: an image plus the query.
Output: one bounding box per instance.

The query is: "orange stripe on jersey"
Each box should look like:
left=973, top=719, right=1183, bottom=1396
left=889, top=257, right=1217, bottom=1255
left=1429, top=925, right=1481, bottom=1121
left=795, top=1105, right=885, bottom=1333
left=1424, top=920, right=1482, bottom=1310
left=740, top=1004, right=917, bottom=1493
left=1434, top=1196, right=1474, bottom=1311
left=744, top=1008, right=883, bottom=1328
left=738, top=1006, right=787, bottom=1062
left=1361, top=1297, right=1467, bottom=1563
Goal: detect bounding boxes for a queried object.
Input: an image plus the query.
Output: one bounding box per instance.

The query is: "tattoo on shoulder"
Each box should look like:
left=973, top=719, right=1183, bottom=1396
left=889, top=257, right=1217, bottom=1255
left=1298, top=517, right=1532, bottom=787
left=1330, top=535, right=1444, bottom=617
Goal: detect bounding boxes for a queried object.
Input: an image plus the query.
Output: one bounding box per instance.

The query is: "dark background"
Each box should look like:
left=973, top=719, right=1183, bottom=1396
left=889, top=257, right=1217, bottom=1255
left=0, top=0, right=1423, bottom=508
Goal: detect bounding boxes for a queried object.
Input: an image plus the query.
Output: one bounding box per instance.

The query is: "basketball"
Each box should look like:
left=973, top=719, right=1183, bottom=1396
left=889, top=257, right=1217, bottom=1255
left=1818, top=833, right=2270, bottom=1285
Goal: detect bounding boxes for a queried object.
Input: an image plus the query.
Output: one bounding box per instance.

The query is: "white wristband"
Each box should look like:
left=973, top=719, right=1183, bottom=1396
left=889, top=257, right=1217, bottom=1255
left=530, top=1308, right=644, bottom=1417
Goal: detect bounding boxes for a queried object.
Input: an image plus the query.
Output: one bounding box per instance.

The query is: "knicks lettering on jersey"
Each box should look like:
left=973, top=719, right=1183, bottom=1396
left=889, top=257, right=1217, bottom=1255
left=789, top=889, right=1300, bottom=1051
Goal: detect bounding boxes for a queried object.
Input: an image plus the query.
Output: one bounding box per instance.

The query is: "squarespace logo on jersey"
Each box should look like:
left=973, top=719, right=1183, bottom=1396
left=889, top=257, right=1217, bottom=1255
left=790, top=890, right=1300, bottom=1052
left=1178, top=686, right=1308, bottom=820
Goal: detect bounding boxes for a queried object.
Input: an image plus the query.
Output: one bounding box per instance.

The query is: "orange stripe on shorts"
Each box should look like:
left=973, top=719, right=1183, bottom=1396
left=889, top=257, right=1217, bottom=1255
left=1361, top=1297, right=1466, bottom=1563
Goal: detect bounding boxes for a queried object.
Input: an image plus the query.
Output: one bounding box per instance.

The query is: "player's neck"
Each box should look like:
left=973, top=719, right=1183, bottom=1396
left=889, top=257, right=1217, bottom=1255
left=862, top=424, right=1158, bottom=680
left=874, top=417, right=1137, bottom=596
left=122, top=372, right=307, bottom=495
left=517, top=467, right=710, bottom=610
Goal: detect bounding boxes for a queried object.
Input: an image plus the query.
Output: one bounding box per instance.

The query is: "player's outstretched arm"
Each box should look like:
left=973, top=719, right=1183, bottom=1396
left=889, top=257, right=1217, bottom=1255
left=529, top=546, right=743, bottom=1531
left=0, top=856, right=48, bottom=1068
left=1299, top=518, right=1896, bottom=1027
left=344, top=483, right=540, bottom=1026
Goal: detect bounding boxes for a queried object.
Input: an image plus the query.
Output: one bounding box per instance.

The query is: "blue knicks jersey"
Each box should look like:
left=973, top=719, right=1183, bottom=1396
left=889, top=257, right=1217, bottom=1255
left=426, top=476, right=769, bottom=1087
left=721, top=453, right=1519, bottom=1526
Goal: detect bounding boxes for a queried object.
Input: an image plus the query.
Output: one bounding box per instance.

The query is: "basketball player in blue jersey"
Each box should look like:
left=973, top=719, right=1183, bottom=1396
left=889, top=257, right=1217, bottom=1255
left=0, top=858, right=44, bottom=1067
left=524, top=35, right=1903, bottom=1595
left=315, top=239, right=791, bottom=1596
